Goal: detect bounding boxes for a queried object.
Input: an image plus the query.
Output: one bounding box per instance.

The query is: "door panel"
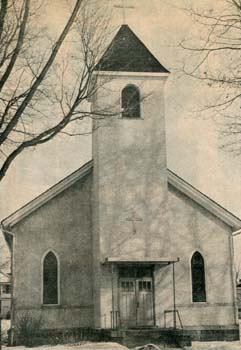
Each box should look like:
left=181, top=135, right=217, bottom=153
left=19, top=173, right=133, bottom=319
left=136, top=278, right=154, bottom=326
left=119, top=279, right=136, bottom=327
left=119, top=276, right=154, bottom=327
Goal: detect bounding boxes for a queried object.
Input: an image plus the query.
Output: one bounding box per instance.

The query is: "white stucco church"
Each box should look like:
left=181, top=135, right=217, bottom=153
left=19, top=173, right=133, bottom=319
left=2, top=24, right=241, bottom=345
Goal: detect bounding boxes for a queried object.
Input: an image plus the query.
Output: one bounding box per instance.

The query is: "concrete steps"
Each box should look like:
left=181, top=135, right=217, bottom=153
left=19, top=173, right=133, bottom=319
left=102, top=328, right=192, bottom=348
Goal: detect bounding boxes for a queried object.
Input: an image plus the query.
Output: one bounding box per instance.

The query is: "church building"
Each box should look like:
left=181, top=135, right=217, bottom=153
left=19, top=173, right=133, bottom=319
left=2, top=25, right=241, bottom=343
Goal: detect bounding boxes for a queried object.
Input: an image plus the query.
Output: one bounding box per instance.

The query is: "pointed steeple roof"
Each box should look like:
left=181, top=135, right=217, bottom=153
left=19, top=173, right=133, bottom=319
left=95, top=25, right=169, bottom=73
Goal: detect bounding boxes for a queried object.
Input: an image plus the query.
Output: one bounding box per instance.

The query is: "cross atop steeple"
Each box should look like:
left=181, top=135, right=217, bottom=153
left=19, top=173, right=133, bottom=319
left=114, top=0, right=134, bottom=24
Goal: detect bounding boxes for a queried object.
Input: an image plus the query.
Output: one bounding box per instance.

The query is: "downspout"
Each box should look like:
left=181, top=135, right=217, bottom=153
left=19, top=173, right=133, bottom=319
left=111, top=263, right=114, bottom=329
left=172, top=262, right=176, bottom=329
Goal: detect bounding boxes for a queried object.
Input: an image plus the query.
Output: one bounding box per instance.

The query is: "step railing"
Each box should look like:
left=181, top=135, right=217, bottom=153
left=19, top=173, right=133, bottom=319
left=110, top=310, right=120, bottom=330
left=164, top=309, right=183, bottom=329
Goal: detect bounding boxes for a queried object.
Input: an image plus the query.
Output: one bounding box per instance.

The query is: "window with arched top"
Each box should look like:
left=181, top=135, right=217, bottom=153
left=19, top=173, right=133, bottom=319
left=121, top=85, right=140, bottom=118
left=43, top=251, right=58, bottom=305
left=191, top=251, right=206, bottom=302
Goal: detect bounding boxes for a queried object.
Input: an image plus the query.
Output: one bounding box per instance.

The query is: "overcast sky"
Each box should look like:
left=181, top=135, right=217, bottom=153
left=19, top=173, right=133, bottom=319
left=0, top=0, right=240, bottom=227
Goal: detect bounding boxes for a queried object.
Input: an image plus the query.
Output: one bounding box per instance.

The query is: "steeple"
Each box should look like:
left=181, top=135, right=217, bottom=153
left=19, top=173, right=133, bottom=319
left=95, top=25, right=169, bottom=73
left=92, top=24, right=170, bottom=260
left=92, top=22, right=170, bottom=329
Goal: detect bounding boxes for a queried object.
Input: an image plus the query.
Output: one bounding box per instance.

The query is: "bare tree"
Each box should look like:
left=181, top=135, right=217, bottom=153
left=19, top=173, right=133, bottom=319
left=180, top=0, right=241, bottom=155
left=0, top=0, right=112, bottom=182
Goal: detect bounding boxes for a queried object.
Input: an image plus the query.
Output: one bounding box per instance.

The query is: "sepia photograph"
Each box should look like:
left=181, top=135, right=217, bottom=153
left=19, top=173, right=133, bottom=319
left=0, top=0, right=241, bottom=349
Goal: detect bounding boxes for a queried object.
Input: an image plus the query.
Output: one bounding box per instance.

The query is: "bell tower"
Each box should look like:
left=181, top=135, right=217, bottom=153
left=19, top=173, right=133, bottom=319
left=91, top=25, right=172, bottom=328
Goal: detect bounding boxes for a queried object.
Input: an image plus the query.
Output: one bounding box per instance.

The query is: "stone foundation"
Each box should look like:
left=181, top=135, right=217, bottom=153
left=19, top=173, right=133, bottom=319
left=101, top=328, right=191, bottom=348
left=8, top=325, right=239, bottom=347
left=8, top=327, right=102, bottom=347
left=183, top=326, right=240, bottom=342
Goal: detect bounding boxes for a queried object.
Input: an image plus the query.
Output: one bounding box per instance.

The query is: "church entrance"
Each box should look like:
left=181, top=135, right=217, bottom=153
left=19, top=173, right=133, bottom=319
left=118, top=265, right=154, bottom=328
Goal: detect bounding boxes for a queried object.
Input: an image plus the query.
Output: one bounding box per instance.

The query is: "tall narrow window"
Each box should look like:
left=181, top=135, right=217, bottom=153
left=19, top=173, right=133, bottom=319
left=43, top=251, right=58, bottom=305
left=121, top=85, right=140, bottom=118
left=191, top=251, right=206, bottom=302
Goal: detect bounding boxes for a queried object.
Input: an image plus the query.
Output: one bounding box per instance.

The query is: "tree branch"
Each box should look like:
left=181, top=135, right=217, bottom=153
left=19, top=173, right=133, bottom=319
left=0, top=0, right=83, bottom=146
left=0, top=0, right=30, bottom=93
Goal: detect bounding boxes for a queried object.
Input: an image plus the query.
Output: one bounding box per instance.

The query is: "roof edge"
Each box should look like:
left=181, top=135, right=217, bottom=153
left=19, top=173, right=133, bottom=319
left=2, top=160, right=93, bottom=228
left=93, top=71, right=169, bottom=78
left=167, top=169, right=241, bottom=231
left=94, top=24, right=170, bottom=73
left=2, top=161, right=240, bottom=232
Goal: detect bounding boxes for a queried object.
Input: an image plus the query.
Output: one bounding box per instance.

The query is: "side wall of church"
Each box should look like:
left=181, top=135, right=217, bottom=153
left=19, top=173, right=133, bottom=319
left=155, top=184, right=237, bottom=330
left=11, top=174, right=93, bottom=330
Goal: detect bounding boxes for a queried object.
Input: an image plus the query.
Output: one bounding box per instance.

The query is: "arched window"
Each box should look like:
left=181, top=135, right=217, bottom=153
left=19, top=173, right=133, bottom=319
left=121, top=85, right=140, bottom=118
left=43, top=251, right=58, bottom=305
left=191, top=251, right=206, bottom=302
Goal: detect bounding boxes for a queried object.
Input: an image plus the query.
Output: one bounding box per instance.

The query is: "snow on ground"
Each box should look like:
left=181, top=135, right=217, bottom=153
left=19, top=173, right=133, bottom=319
left=2, top=342, right=241, bottom=350
left=1, top=342, right=129, bottom=350
left=185, top=341, right=241, bottom=349
left=2, top=321, right=241, bottom=349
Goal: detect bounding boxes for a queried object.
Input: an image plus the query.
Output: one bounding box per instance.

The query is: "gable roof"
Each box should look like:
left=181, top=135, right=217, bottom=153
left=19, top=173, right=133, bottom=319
left=95, top=25, right=169, bottom=73
left=167, top=170, right=241, bottom=231
left=2, top=160, right=93, bottom=228
left=2, top=160, right=241, bottom=231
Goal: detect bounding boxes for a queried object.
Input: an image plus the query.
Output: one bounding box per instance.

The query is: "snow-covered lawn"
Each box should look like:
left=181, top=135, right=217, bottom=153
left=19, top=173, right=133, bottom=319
left=1, top=342, right=128, bottom=350
left=1, top=341, right=241, bottom=350
left=185, top=341, right=241, bottom=349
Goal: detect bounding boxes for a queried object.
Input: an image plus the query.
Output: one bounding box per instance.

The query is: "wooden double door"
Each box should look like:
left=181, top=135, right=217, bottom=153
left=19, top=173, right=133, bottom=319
left=119, top=266, right=154, bottom=328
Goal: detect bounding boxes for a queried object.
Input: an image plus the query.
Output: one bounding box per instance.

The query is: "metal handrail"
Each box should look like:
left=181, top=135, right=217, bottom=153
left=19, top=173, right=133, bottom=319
left=176, top=310, right=183, bottom=329
left=164, top=309, right=183, bottom=329
left=110, top=310, right=119, bottom=330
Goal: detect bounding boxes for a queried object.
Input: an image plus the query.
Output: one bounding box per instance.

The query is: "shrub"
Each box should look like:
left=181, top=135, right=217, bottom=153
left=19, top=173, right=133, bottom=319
left=15, top=312, right=42, bottom=346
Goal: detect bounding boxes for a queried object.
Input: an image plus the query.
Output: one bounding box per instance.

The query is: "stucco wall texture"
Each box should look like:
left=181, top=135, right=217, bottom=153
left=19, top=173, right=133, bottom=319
left=12, top=174, right=93, bottom=329
left=92, top=74, right=170, bottom=261
left=10, top=162, right=238, bottom=331
left=91, top=73, right=172, bottom=328
left=161, top=185, right=237, bottom=328
left=8, top=71, right=238, bottom=334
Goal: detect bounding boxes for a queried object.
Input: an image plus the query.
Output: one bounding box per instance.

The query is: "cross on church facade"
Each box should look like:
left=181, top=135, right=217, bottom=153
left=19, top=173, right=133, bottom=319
left=114, top=0, right=134, bottom=24
left=126, top=211, right=143, bottom=235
